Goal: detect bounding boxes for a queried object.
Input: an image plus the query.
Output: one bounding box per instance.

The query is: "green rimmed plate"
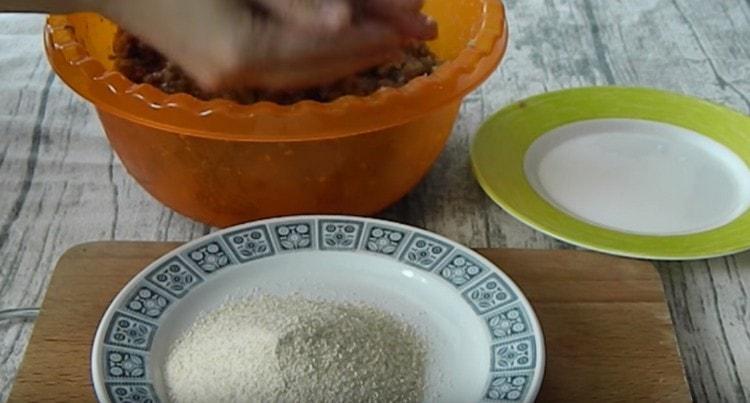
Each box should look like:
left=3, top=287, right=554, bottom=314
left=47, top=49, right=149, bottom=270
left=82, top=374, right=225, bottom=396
left=471, top=87, right=750, bottom=260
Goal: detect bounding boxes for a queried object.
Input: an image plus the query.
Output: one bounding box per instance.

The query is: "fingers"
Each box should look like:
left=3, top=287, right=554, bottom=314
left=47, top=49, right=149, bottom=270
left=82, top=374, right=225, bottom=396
left=253, top=0, right=352, bottom=32
left=207, top=22, right=404, bottom=91
left=271, top=21, right=401, bottom=66
left=174, top=0, right=436, bottom=92
left=243, top=51, right=403, bottom=90
left=253, top=0, right=436, bottom=40
left=363, top=0, right=437, bottom=40
left=383, top=10, right=437, bottom=40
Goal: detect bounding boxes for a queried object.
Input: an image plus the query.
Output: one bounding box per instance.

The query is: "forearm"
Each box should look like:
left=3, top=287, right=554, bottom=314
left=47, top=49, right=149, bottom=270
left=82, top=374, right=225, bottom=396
left=0, top=0, right=100, bottom=13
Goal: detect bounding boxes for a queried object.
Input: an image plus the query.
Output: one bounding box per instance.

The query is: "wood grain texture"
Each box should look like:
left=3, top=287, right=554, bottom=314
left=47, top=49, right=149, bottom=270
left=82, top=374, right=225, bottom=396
left=0, top=0, right=749, bottom=401
left=8, top=242, right=690, bottom=403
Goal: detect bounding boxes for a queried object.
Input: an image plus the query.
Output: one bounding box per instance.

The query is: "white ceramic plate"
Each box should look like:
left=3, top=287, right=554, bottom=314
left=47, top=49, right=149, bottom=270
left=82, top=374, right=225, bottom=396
left=91, top=216, right=545, bottom=403
left=524, top=118, right=750, bottom=236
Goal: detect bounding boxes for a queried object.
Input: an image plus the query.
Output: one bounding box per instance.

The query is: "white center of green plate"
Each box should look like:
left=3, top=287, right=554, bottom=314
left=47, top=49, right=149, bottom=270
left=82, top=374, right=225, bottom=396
left=524, top=119, right=750, bottom=236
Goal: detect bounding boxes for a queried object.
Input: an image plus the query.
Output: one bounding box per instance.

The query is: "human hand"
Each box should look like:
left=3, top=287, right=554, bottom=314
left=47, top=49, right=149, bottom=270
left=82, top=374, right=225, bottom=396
left=99, top=0, right=438, bottom=91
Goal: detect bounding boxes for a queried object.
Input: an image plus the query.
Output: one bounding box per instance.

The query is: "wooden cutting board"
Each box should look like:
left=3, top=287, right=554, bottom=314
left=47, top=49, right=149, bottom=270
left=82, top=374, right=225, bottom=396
left=9, top=242, right=691, bottom=402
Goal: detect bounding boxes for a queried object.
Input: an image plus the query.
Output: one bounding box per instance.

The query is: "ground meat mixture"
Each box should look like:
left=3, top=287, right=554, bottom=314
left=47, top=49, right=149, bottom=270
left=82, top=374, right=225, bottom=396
left=112, top=29, right=440, bottom=105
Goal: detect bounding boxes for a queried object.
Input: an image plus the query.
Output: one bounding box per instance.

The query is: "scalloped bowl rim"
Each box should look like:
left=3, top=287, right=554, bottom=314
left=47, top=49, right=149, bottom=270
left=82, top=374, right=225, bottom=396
left=44, top=2, right=508, bottom=142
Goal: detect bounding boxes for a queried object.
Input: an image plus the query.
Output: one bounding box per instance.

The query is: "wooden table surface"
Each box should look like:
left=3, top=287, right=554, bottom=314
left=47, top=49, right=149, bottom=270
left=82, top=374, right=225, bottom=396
left=0, top=1, right=748, bottom=402
left=8, top=243, right=691, bottom=403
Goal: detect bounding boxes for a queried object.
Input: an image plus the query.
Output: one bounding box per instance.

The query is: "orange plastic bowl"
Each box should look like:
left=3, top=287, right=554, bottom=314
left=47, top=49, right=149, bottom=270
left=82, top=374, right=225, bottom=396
left=44, top=0, right=508, bottom=227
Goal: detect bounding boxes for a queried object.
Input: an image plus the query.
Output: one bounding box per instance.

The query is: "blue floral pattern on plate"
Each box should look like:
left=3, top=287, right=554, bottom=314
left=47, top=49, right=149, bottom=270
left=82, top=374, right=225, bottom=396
left=364, top=226, right=407, bottom=255
left=124, top=285, right=170, bottom=320
left=487, top=304, right=531, bottom=340
left=492, top=337, right=536, bottom=371
left=463, top=273, right=518, bottom=314
left=146, top=257, right=202, bottom=298
left=486, top=374, right=531, bottom=401
left=106, top=349, right=147, bottom=379
left=105, top=313, right=157, bottom=351
left=184, top=241, right=233, bottom=274
left=439, top=253, right=486, bottom=287
left=223, top=226, right=275, bottom=262
left=319, top=220, right=364, bottom=250
left=273, top=222, right=314, bottom=251
left=399, top=234, right=453, bottom=271
left=106, top=383, right=159, bottom=403
left=96, top=216, right=541, bottom=403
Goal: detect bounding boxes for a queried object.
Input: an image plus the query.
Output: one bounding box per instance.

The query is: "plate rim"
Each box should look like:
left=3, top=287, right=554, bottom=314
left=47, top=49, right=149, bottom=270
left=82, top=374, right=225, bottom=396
left=91, top=215, right=546, bottom=403
left=471, top=86, right=750, bottom=260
